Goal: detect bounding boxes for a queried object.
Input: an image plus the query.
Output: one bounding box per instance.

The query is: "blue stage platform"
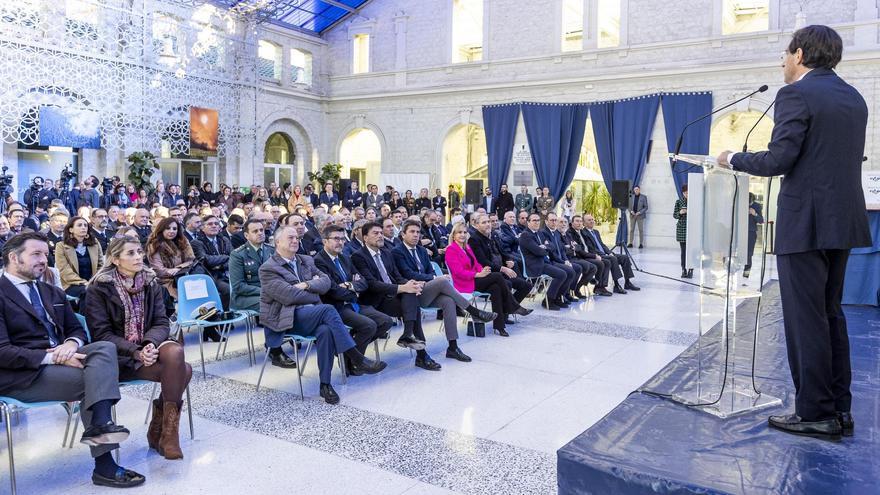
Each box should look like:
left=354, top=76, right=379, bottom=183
left=557, top=283, right=880, bottom=494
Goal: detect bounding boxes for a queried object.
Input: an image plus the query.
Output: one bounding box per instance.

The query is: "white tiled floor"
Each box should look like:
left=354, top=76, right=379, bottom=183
left=2, top=248, right=776, bottom=494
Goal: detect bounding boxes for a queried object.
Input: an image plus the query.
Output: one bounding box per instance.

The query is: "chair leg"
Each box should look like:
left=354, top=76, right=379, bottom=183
left=4, top=404, right=16, bottom=495
left=245, top=316, right=255, bottom=366
left=290, top=340, right=304, bottom=400
left=373, top=340, right=380, bottom=361
left=62, top=403, right=74, bottom=447
left=299, top=341, right=314, bottom=376
left=198, top=327, right=206, bottom=379
left=144, top=383, right=159, bottom=424
left=185, top=384, right=194, bottom=440
left=256, top=348, right=271, bottom=392
left=68, top=407, right=81, bottom=448
left=337, top=354, right=347, bottom=385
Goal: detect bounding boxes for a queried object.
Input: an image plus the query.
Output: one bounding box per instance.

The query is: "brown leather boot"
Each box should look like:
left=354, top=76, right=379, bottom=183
left=157, top=401, right=183, bottom=460
left=147, top=399, right=163, bottom=450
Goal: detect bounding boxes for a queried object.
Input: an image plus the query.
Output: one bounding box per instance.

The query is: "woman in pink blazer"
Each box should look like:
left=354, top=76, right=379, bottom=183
left=445, top=222, right=519, bottom=336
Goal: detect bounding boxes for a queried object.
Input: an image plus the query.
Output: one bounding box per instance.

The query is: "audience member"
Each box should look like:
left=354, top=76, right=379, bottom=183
left=56, top=216, right=103, bottom=301
left=582, top=214, right=640, bottom=292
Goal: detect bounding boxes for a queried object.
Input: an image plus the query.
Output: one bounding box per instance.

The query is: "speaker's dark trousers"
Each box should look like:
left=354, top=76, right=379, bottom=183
left=776, top=249, right=852, bottom=421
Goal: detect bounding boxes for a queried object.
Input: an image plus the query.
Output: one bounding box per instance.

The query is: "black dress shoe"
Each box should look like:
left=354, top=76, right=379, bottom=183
left=270, top=351, right=297, bottom=369
left=681, top=269, right=688, bottom=278
left=768, top=413, right=842, bottom=440
left=415, top=356, right=442, bottom=371
left=81, top=422, right=130, bottom=446
left=446, top=347, right=472, bottom=362
left=639, top=244, right=643, bottom=249
left=397, top=335, right=426, bottom=350
left=92, top=468, right=146, bottom=488
left=348, top=357, right=387, bottom=375
left=837, top=411, right=854, bottom=437
left=494, top=328, right=510, bottom=337
left=687, top=269, right=694, bottom=279
left=613, top=285, right=627, bottom=295
left=594, top=287, right=613, bottom=297
left=513, top=307, right=533, bottom=316
left=556, top=298, right=570, bottom=308
left=547, top=302, right=561, bottom=311
left=320, top=383, right=340, bottom=404
left=468, top=307, right=497, bottom=323
left=568, top=293, right=581, bottom=301
left=202, top=327, right=222, bottom=342
left=624, top=281, right=640, bottom=291
left=626, top=243, right=633, bottom=248
left=504, top=318, right=515, bottom=325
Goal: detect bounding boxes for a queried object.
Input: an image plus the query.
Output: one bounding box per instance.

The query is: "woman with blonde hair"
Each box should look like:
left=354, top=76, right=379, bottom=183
left=86, top=237, right=192, bottom=460
left=287, top=184, right=305, bottom=211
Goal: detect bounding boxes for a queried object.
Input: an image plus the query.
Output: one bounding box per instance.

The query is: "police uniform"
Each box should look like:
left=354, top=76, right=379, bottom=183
left=229, top=242, right=274, bottom=312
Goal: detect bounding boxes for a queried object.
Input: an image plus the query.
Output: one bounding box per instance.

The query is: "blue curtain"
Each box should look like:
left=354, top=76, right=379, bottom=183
left=590, top=96, right=660, bottom=245
left=660, top=93, right=712, bottom=198
left=521, top=102, right=590, bottom=200
left=482, top=103, right=521, bottom=196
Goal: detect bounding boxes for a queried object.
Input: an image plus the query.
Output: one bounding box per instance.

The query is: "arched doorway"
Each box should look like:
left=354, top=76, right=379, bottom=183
left=264, top=132, right=295, bottom=188
left=441, top=123, right=487, bottom=192
left=339, top=128, right=381, bottom=187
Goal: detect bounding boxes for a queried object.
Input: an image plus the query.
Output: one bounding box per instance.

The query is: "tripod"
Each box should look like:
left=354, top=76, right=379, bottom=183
left=614, top=208, right=641, bottom=272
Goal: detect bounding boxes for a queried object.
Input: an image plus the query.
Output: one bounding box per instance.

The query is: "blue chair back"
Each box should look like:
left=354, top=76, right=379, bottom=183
left=430, top=261, right=444, bottom=277
left=176, top=274, right=225, bottom=324
left=75, top=313, right=91, bottom=343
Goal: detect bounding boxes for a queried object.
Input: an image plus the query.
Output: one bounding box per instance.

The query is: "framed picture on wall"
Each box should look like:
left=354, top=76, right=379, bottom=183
left=190, top=106, right=218, bottom=157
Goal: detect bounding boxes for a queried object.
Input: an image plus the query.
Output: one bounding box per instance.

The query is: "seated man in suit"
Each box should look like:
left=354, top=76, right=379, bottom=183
left=543, top=212, right=593, bottom=301
left=420, top=210, right=446, bottom=263
left=557, top=217, right=600, bottom=298
left=496, top=211, right=521, bottom=266
left=342, top=181, right=364, bottom=210
left=381, top=217, right=399, bottom=250
left=392, top=220, right=496, bottom=366
left=0, top=232, right=145, bottom=488
left=352, top=221, right=428, bottom=354
left=582, top=214, right=640, bottom=294
left=260, top=225, right=386, bottom=404
left=468, top=212, right=533, bottom=305
left=518, top=213, right=570, bottom=310
left=315, top=224, right=393, bottom=373
left=197, top=215, right=233, bottom=307
left=567, top=215, right=613, bottom=296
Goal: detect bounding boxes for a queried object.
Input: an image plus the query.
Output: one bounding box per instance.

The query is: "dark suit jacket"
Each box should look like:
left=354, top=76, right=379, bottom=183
left=364, top=193, right=383, bottom=210
left=342, top=190, right=364, bottom=210
left=479, top=196, right=495, bottom=214
left=392, top=242, right=435, bottom=282
left=582, top=229, right=611, bottom=256
left=496, top=191, right=515, bottom=216
left=731, top=68, right=871, bottom=255
left=496, top=224, right=520, bottom=260
left=468, top=229, right=503, bottom=272
left=342, top=238, right=363, bottom=258
left=542, top=228, right=569, bottom=263
left=319, top=192, right=339, bottom=206
left=0, top=276, right=88, bottom=393
left=518, top=229, right=551, bottom=278
left=314, top=249, right=363, bottom=311
left=197, top=233, right=232, bottom=281
left=351, top=246, right=405, bottom=307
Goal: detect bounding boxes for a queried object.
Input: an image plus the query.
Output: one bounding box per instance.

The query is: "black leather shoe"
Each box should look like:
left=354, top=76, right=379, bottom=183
left=681, top=269, right=688, bottom=278
left=626, top=243, right=633, bottom=248
left=504, top=318, right=515, bottom=325
left=513, top=307, right=533, bottom=316
left=494, top=328, right=510, bottom=337
left=624, top=281, right=640, bottom=291
left=92, top=468, right=146, bottom=488
left=468, top=307, right=497, bottom=324
left=768, top=413, right=842, bottom=440
left=613, top=285, right=627, bottom=295
left=555, top=298, right=570, bottom=308
left=687, top=269, right=694, bottom=279
left=594, top=287, right=613, bottom=297
left=348, top=357, right=387, bottom=375
left=568, top=293, right=581, bottom=301
left=202, top=327, right=222, bottom=342
left=639, top=245, right=643, bottom=249
left=397, top=335, right=426, bottom=350
left=446, top=347, right=472, bottom=362
left=547, top=302, right=561, bottom=311
left=270, top=351, right=297, bottom=369
left=415, top=356, right=442, bottom=371
left=320, top=383, right=340, bottom=404
left=837, top=411, right=854, bottom=437
left=80, top=423, right=130, bottom=446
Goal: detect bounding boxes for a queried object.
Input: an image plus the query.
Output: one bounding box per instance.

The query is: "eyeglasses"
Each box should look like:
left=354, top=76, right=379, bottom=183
left=327, top=236, right=347, bottom=242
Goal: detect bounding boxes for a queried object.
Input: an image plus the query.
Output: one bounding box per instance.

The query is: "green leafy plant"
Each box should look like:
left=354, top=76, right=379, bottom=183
left=308, top=162, right=343, bottom=189
left=581, top=181, right=617, bottom=226
left=126, top=151, right=160, bottom=195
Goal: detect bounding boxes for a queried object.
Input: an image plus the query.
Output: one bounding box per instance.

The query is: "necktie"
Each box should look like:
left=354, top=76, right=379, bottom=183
left=374, top=253, right=392, bottom=284
left=289, top=260, right=301, bottom=281
left=28, top=282, right=60, bottom=347
left=590, top=230, right=602, bottom=253
left=553, top=232, right=561, bottom=258
left=410, top=248, right=423, bottom=271
left=334, top=258, right=359, bottom=312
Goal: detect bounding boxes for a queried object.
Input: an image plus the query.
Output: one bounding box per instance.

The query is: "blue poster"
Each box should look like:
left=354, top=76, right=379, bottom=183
left=39, top=105, right=101, bottom=149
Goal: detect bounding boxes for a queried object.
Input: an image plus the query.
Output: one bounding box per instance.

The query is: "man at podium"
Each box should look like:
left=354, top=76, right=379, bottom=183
left=717, top=25, right=871, bottom=440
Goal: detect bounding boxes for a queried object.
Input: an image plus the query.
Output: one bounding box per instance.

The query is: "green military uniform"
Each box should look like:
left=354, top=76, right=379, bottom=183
left=229, top=242, right=274, bottom=312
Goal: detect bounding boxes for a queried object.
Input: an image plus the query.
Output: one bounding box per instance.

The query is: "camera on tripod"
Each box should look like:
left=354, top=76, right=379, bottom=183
left=0, top=165, right=14, bottom=196
left=60, top=164, right=77, bottom=184
left=101, top=176, right=114, bottom=194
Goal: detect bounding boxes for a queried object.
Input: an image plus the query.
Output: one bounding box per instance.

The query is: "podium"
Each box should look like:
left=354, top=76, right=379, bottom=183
left=666, top=154, right=782, bottom=418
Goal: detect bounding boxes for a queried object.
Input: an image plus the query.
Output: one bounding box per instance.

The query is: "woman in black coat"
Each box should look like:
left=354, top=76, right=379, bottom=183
left=86, top=237, right=192, bottom=460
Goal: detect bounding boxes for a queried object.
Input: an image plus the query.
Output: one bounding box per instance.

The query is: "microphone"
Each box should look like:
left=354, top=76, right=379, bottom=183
left=742, top=98, right=776, bottom=152
left=673, top=85, right=768, bottom=158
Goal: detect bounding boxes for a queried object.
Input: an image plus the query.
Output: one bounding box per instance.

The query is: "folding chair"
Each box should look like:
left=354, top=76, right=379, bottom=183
left=176, top=275, right=249, bottom=378
left=430, top=261, right=491, bottom=331
left=256, top=331, right=315, bottom=398
left=1, top=397, right=80, bottom=495
left=228, top=283, right=259, bottom=366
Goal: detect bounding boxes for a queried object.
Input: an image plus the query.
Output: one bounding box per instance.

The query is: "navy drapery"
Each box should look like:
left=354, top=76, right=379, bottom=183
left=590, top=95, right=660, bottom=245
left=661, top=93, right=713, bottom=198
left=482, top=103, right=521, bottom=196
left=521, top=102, right=590, bottom=201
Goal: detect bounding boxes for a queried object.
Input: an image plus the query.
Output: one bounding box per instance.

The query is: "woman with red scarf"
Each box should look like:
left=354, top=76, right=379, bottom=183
left=85, top=237, right=192, bottom=460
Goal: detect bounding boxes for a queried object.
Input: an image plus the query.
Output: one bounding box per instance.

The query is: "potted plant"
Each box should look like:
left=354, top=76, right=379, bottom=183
left=308, top=162, right=343, bottom=190
left=126, top=151, right=160, bottom=196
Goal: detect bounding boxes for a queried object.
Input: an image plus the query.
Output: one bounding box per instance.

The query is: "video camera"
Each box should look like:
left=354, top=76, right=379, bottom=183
left=0, top=165, right=14, bottom=197
left=101, top=176, right=114, bottom=194
left=60, top=164, right=77, bottom=184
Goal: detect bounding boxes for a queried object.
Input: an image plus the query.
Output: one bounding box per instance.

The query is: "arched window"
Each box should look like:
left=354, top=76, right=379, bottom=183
left=340, top=128, right=381, bottom=187
left=264, top=132, right=294, bottom=164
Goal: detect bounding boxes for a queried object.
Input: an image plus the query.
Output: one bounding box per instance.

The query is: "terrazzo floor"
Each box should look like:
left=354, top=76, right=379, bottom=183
left=1, top=248, right=776, bottom=494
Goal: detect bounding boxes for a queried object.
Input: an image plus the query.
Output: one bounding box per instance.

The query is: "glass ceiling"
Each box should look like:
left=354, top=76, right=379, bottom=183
left=215, top=0, right=371, bottom=34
